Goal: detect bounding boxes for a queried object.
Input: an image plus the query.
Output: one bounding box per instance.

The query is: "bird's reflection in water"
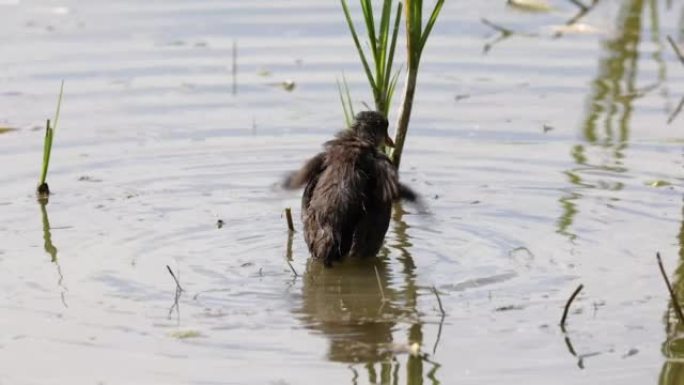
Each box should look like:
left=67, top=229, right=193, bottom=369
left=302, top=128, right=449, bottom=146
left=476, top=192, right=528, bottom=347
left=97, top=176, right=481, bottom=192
left=299, top=255, right=397, bottom=362
left=294, top=203, right=440, bottom=384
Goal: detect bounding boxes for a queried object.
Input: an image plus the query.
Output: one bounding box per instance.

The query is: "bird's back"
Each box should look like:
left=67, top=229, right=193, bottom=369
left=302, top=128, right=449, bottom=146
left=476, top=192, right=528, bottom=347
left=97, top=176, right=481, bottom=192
left=302, top=137, right=384, bottom=265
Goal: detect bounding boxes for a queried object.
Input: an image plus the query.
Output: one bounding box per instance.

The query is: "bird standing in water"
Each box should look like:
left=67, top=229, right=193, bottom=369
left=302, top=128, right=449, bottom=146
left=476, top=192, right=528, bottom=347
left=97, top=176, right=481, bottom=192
left=283, top=111, right=419, bottom=267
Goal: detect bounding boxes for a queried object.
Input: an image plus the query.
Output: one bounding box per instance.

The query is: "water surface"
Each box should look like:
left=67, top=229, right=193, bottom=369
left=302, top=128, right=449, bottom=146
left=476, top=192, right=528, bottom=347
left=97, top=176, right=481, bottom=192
left=0, top=0, right=683, bottom=384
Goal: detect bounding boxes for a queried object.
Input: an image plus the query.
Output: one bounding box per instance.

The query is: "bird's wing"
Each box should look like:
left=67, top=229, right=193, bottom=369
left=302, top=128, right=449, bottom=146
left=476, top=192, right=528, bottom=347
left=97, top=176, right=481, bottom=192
left=398, top=182, right=419, bottom=202
left=373, top=154, right=400, bottom=203
left=374, top=154, right=425, bottom=207
left=282, top=152, right=326, bottom=190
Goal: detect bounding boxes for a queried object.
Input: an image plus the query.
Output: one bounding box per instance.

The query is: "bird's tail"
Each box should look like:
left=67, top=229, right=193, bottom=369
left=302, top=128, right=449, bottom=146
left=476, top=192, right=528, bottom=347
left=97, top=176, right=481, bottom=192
left=313, top=226, right=346, bottom=267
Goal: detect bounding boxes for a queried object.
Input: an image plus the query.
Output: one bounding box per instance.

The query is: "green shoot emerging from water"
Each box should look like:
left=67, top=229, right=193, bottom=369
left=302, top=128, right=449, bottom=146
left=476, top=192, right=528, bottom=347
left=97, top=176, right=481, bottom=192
left=38, top=80, right=64, bottom=197
left=340, top=0, right=444, bottom=168
left=392, top=0, right=444, bottom=168
left=340, top=0, right=403, bottom=118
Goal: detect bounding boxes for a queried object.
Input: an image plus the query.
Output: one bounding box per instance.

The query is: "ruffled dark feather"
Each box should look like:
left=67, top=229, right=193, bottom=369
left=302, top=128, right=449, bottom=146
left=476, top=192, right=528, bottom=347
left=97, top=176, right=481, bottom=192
left=282, top=112, right=420, bottom=266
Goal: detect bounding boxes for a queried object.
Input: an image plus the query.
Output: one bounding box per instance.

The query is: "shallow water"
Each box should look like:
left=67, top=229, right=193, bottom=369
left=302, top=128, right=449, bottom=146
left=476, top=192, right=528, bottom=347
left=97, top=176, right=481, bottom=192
left=0, top=0, right=683, bottom=384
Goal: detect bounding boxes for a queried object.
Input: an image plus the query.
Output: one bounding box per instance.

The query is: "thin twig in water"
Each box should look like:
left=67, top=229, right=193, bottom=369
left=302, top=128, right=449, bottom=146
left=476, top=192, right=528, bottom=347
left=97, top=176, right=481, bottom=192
left=553, top=0, right=600, bottom=38
left=425, top=359, right=442, bottom=383
left=667, top=35, right=684, bottom=66
left=667, top=96, right=684, bottom=125
left=192, top=288, right=232, bottom=301
left=168, top=288, right=181, bottom=322
left=481, top=18, right=514, bottom=35
left=561, top=324, right=599, bottom=369
left=284, top=208, right=295, bottom=232
left=657, top=252, right=684, bottom=323
left=481, top=18, right=537, bottom=54
left=431, top=286, right=445, bottom=316
left=166, top=265, right=184, bottom=292
left=566, top=0, right=588, bottom=11
left=286, top=259, right=299, bottom=278
left=348, top=365, right=359, bottom=385
left=284, top=230, right=298, bottom=278
left=166, top=265, right=183, bottom=323
left=431, top=286, right=446, bottom=355
left=564, top=333, right=578, bottom=356
left=560, top=284, right=583, bottom=331
left=374, top=265, right=386, bottom=302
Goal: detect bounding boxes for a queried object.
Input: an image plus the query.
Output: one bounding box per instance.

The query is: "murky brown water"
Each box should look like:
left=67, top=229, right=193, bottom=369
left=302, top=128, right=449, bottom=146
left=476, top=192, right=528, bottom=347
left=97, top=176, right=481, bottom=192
left=0, top=0, right=683, bottom=384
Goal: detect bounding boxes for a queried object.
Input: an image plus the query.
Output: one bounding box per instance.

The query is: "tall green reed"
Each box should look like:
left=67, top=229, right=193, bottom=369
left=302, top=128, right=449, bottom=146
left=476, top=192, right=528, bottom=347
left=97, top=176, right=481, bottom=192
left=393, top=0, right=444, bottom=168
left=340, top=0, right=444, bottom=168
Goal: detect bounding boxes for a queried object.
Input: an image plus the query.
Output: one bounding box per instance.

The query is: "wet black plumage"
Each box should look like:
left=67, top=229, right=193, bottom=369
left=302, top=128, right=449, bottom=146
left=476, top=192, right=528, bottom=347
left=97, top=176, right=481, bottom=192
left=283, top=111, right=418, bottom=266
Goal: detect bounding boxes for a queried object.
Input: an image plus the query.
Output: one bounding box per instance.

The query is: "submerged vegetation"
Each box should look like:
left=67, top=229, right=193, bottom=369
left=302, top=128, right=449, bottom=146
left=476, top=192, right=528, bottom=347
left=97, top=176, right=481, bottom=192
left=37, top=80, right=64, bottom=199
left=339, top=0, right=444, bottom=167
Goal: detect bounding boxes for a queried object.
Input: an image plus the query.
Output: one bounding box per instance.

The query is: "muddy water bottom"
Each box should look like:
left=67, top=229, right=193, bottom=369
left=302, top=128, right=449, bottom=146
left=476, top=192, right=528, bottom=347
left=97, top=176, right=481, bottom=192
left=0, top=132, right=681, bottom=384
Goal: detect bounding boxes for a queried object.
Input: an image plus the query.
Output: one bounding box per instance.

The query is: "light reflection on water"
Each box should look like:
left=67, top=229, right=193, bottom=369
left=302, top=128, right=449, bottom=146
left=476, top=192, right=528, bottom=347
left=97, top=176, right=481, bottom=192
left=0, top=0, right=682, bottom=384
left=558, top=0, right=645, bottom=240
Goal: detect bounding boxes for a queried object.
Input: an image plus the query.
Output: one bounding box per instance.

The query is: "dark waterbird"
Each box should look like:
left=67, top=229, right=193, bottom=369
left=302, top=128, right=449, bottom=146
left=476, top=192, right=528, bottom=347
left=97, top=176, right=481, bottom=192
left=283, top=111, right=420, bottom=267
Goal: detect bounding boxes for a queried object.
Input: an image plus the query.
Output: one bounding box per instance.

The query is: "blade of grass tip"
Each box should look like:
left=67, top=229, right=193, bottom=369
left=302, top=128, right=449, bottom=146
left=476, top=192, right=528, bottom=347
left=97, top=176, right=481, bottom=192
left=342, top=73, right=355, bottom=119
left=341, top=0, right=379, bottom=96
left=340, top=78, right=351, bottom=125
left=53, top=80, right=64, bottom=131
left=336, top=78, right=352, bottom=127
left=418, top=0, right=444, bottom=55
left=341, top=75, right=355, bottom=125
left=382, top=2, right=402, bottom=102
left=386, top=65, right=403, bottom=109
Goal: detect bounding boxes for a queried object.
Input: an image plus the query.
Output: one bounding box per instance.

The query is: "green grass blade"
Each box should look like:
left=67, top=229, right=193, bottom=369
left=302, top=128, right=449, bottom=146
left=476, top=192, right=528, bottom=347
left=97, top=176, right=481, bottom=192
left=360, top=0, right=382, bottom=106
left=413, top=0, right=422, bottom=44
left=386, top=65, right=403, bottom=108
left=336, top=78, right=351, bottom=127
left=419, top=0, right=445, bottom=54
left=341, top=0, right=379, bottom=95
left=360, top=0, right=378, bottom=62
left=39, top=120, right=52, bottom=185
left=343, top=73, right=355, bottom=119
left=377, top=0, right=392, bottom=91
left=382, top=2, right=402, bottom=100
left=53, top=80, right=64, bottom=131
left=336, top=73, right=355, bottom=126
left=45, top=125, right=54, bottom=174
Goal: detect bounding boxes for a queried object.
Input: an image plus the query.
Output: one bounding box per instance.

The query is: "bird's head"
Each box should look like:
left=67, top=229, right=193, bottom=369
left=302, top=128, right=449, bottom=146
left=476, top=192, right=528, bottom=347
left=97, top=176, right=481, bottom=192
left=351, top=111, right=394, bottom=148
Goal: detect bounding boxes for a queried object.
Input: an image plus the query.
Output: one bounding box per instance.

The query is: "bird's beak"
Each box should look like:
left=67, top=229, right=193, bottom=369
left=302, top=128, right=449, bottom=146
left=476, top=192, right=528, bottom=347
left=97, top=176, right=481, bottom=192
left=384, top=133, right=395, bottom=148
